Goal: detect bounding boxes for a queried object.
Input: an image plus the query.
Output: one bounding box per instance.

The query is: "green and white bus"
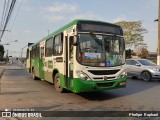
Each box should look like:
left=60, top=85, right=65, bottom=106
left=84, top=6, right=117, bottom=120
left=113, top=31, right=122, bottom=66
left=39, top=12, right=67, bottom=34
left=26, top=19, right=127, bottom=93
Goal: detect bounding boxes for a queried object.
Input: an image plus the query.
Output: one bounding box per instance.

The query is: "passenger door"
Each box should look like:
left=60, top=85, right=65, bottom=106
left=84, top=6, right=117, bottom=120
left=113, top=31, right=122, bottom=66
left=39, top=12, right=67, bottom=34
left=52, top=33, right=65, bottom=85
left=44, top=38, right=54, bottom=83
left=26, top=48, right=31, bottom=73
left=63, top=35, right=74, bottom=90
left=126, top=60, right=141, bottom=77
left=39, top=41, right=45, bottom=79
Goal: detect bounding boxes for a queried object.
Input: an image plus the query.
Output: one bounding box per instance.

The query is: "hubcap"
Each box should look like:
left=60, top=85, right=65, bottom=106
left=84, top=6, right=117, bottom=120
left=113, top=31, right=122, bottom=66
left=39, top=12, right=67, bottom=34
left=142, top=72, right=150, bottom=81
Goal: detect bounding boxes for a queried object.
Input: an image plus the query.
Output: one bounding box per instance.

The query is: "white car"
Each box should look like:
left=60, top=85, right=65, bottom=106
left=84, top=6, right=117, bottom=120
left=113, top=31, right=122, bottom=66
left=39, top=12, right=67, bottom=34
left=126, top=59, right=160, bottom=81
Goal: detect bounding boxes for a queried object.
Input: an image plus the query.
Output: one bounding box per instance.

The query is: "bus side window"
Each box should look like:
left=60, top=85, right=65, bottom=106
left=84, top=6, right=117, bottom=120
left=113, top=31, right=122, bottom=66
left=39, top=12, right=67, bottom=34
left=45, top=38, right=53, bottom=57
left=53, top=33, right=63, bottom=55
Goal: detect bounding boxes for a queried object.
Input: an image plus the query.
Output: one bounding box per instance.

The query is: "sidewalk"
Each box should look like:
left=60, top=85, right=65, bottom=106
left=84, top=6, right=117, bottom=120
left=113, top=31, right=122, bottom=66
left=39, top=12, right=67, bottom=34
left=0, top=62, right=25, bottom=78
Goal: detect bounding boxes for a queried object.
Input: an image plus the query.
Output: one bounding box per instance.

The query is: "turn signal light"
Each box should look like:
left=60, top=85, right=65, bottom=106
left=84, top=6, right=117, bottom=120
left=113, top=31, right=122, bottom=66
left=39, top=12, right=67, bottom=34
left=119, top=82, right=126, bottom=86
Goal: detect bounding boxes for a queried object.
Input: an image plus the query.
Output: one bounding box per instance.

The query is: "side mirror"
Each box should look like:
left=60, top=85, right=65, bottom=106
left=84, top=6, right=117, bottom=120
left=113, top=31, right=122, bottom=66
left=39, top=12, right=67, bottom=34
left=74, top=36, right=78, bottom=46
left=135, top=63, right=141, bottom=67
left=69, top=36, right=77, bottom=46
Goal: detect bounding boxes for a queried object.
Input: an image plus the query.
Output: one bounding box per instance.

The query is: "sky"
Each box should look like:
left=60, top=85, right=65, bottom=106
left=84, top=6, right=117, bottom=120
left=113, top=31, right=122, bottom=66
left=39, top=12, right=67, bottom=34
left=0, top=0, right=158, bottom=57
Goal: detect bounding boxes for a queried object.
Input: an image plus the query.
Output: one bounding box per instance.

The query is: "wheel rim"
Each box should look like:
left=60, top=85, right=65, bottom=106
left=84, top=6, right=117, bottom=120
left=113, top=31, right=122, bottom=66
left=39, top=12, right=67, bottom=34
left=55, top=77, right=60, bottom=89
left=142, top=72, right=150, bottom=81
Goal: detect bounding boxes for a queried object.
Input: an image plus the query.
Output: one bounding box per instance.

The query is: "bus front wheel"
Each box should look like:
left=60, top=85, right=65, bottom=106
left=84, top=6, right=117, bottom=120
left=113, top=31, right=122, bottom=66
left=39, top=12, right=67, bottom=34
left=54, top=73, right=65, bottom=93
left=32, top=69, right=37, bottom=80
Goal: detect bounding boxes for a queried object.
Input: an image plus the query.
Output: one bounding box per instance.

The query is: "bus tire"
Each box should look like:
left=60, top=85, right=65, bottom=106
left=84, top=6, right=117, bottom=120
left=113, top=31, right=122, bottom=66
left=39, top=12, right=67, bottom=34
left=32, top=69, right=37, bottom=80
left=54, top=73, right=65, bottom=93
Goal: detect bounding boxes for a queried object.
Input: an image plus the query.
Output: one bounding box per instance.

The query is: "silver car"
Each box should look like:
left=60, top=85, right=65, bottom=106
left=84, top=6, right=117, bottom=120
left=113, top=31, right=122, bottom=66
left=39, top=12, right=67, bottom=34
left=126, top=59, right=160, bottom=81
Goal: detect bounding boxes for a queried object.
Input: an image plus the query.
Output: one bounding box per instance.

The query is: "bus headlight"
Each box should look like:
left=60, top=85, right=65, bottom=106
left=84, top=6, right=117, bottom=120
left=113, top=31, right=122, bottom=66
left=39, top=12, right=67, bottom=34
left=76, top=71, right=91, bottom=81
left=118, top=70, right=127, bottom=79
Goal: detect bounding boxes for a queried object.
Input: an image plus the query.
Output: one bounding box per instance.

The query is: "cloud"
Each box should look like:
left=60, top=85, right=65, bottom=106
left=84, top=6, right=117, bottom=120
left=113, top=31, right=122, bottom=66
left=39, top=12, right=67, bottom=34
left=39, top=2, right=102, bottom=23
left=44, top=2, right=78, bottom=14
left=40, top=2, right=78, bottom=23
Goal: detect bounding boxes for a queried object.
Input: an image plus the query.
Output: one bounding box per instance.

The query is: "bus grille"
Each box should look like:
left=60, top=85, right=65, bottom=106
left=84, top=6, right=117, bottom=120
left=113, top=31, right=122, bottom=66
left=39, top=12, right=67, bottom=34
left=88, top=70, right=120, bottom=75
left=96, top=82, right=114, bottom=87
left=92, top=76, right=116, bottom=81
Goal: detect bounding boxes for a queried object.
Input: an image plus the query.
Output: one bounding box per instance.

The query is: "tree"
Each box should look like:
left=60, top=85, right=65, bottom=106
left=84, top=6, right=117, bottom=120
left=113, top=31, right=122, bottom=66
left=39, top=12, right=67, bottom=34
left=137, top=47, right=149, bottom=58
left=116, top=21, right=147, bottom=47
left=125, top=49, right=132, bottom=58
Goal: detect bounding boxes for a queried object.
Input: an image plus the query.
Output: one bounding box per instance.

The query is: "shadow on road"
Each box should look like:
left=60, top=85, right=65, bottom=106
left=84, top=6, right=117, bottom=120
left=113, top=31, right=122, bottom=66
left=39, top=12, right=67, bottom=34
left=77, top=91, right=119, bottom=101
left=3, top=69, right=160, bottom=102
left=76, top=78, right=160, bottom=101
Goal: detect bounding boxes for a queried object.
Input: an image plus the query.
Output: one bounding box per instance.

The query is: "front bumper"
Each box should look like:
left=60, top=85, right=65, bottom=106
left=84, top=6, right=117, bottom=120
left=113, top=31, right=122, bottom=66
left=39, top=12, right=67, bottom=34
left=151, top=71, right=160, bottom=79
left=73, top=76, right=127, bottom=93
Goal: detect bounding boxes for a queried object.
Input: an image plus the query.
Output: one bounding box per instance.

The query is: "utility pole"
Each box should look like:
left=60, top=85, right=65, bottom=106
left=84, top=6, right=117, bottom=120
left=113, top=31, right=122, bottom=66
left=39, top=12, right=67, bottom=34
left=158, top=0, right=160, bottom=65
left=21, top=45, right=28, bottom=68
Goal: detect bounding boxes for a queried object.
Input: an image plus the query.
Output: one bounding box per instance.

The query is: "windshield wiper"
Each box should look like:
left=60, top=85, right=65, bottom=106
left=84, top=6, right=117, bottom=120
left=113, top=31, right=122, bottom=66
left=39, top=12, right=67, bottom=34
left=89, top=32, right=102, bottom=45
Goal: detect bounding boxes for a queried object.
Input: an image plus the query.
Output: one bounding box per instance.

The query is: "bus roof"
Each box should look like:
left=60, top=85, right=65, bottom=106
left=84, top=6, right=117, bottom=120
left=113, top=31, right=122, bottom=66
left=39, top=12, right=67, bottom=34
left=29, top=19, right=121, bottom=48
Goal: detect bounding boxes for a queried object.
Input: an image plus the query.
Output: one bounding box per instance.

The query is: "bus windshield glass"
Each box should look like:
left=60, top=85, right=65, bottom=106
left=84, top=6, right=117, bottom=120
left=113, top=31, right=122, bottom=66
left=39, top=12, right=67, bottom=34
left=77, top=33, right=125, bottom=67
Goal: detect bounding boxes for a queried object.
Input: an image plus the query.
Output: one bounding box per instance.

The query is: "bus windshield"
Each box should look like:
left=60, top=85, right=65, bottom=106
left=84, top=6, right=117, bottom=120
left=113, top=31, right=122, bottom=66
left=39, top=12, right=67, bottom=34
left=77, top=33, right=125, bottom=67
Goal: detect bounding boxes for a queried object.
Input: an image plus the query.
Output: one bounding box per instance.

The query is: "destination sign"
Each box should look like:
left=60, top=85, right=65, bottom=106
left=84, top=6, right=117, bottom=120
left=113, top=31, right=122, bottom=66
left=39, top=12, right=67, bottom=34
left=77, top=21, right=123, bottom=35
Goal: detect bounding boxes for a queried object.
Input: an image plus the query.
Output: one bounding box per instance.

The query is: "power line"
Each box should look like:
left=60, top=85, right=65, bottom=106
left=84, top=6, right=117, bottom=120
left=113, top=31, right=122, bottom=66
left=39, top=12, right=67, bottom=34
left=0, top=0, right=7, bottom=30
left=10, top=0, right=23, bottom=29
left=0, top=0, right=17, bottom=42
left=0, top=0, right=11, bottom=43
left=0, top=0, right=10, bottom=30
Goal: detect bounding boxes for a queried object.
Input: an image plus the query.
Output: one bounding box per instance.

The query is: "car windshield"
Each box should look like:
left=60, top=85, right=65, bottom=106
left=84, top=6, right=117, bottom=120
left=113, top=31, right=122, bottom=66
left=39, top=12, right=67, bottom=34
left=137, top=59, right=156, bottom=66
left=76, top=33, right=125, bottom=67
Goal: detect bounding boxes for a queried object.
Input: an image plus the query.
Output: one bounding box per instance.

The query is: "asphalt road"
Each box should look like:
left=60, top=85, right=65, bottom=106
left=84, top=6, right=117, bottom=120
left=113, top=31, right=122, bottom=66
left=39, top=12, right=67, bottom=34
left=0, top=60, right=160, bottom=120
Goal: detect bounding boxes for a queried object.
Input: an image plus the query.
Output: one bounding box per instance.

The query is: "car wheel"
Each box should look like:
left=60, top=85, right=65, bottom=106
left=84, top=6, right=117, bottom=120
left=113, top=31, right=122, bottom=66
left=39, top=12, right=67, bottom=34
left=141, top=71, right=152, bottom=81
left=54, top=73, right=65, bottom=93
